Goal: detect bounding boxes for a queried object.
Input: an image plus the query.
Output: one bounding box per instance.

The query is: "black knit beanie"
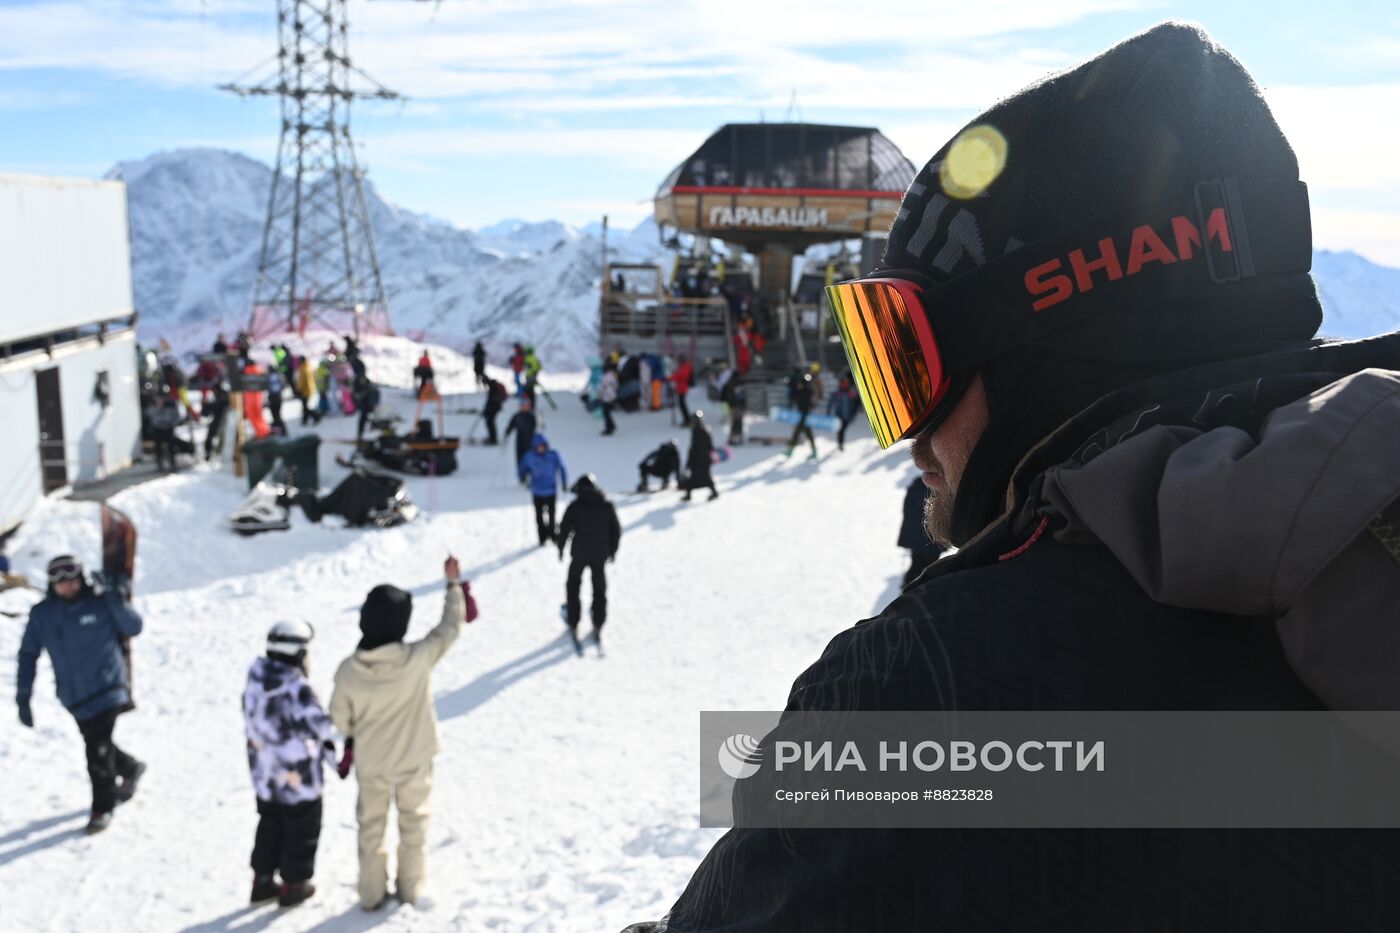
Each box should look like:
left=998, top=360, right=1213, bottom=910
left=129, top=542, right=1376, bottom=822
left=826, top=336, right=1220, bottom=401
left=881, top=21, right=1322, bottom=544
left=359, top=584, right=413, bottom=650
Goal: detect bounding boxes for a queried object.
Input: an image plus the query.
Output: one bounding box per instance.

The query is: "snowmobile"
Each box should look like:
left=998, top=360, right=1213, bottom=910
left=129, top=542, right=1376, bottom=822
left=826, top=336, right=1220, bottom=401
left=226, top=458, right=296, bottom=536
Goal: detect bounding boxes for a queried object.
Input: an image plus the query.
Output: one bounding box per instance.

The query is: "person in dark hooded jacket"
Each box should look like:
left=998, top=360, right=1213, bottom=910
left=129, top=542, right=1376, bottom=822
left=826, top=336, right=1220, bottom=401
left=625, top=23, right=1400, bottom=933
left=503, top=398, right=538, bottom=469
left=556, top=474, right=621, bottom=651
left=16, top=555, right=146, bottom=834
left=481, top=377, right=508, bottom=445
left=636, top=440, right=681, bottom=492
left=680, top=413, right=718, bottom=502
left=472, top=340, right=487, bottom=388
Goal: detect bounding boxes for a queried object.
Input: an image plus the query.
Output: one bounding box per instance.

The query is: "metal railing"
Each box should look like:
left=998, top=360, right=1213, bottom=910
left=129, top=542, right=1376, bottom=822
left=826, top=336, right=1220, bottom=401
left=600, top=295, right=736, bottom=367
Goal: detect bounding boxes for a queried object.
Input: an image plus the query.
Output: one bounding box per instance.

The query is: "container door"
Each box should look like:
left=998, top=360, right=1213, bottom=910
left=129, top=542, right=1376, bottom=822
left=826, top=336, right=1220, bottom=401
left=36, top=366, right=67, bottom=493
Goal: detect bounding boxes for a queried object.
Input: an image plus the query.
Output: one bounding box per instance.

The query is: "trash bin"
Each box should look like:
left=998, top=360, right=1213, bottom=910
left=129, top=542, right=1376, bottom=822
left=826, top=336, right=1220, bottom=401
left=243, top=435, right=321, bottom=490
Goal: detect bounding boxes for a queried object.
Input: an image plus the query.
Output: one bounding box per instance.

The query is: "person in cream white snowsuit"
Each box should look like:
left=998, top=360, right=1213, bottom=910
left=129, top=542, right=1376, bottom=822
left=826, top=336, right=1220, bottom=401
left=329, top=558, right=466, bottom=911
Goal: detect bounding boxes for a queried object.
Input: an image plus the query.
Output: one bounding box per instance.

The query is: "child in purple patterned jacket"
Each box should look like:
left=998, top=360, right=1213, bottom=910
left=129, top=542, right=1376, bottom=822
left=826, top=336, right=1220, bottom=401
left=242, top=621, right=338, bottom=909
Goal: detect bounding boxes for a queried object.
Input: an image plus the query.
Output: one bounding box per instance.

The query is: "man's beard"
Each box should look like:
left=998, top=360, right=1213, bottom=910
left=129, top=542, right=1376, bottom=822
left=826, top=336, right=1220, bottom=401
left=922, top=484, right=953, bottom=545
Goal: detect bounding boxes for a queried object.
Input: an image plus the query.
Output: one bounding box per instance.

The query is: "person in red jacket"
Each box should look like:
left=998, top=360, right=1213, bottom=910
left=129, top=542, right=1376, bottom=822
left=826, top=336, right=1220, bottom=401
left=669, top=354, right=694, bottom=426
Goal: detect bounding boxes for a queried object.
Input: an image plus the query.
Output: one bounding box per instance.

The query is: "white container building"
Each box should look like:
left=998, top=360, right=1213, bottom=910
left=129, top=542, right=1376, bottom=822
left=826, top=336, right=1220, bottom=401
left=0, top=173, right=141, bottom=533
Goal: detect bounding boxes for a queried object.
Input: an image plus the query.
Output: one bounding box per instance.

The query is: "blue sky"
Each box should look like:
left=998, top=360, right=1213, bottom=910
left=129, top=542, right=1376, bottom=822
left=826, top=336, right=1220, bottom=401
left=3, top=0, right=1400, bottom=263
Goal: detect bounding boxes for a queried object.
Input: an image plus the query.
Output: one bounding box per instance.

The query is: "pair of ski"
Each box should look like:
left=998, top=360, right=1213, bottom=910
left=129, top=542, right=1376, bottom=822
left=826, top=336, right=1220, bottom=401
left=559, top=605, right=604, bottom=658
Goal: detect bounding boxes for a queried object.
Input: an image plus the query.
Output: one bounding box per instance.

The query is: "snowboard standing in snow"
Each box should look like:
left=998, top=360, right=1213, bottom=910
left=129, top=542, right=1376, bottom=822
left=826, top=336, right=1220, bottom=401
left=101, top=504, right=138, bottom=705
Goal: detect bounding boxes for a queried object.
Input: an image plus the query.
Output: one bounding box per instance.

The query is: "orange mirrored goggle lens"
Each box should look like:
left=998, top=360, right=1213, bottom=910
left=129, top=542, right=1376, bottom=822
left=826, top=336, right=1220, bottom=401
left=824, top=279, right=942, bottom=448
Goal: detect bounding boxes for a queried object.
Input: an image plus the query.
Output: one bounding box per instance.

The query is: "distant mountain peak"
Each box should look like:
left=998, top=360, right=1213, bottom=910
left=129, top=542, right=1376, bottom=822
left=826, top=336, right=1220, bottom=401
left=118, top=147, right=663, bottom=368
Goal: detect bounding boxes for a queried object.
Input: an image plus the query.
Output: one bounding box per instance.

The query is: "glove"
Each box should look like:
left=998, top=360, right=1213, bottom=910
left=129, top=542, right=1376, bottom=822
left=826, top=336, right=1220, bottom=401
left=337, top=739, right=355, bottom=779
left=18, top=700, right=33, bottom=728
left=463, top=582, right=479, bottom=623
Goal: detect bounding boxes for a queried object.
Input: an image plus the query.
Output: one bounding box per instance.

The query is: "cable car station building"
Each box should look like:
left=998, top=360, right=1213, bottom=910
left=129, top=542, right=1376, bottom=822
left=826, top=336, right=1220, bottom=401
left=602, top=123, right=915, bottom=398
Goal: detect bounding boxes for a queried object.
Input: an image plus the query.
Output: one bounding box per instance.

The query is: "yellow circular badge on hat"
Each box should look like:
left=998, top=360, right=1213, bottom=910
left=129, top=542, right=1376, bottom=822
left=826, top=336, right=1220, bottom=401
left=940, top=124, right=1008, bottom=199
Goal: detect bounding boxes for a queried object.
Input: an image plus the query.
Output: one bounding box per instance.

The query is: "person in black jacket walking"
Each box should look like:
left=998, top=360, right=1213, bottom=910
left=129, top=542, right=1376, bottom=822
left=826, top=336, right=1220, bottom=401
left=625, top=23, right=1400, bottom=933
left=556, top=474, right=620, bottom=654
left=480, top=377, right=508, bottom=445
left=352, top=376, right=381, bottom=442
left=472, top=340, right=487, bottom=388
left=503, top=398, right=537, bottom=469
left=680, top=413, right=718, bottom=502
left=785, top=371, right=819, bottom=459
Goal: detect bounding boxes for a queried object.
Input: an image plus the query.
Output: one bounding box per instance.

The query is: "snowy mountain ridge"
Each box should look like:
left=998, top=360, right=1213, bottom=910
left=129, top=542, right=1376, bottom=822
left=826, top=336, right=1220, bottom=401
left=111, top=149, right=665, bottom=370
left=112, top=150, right=1399, bottom=369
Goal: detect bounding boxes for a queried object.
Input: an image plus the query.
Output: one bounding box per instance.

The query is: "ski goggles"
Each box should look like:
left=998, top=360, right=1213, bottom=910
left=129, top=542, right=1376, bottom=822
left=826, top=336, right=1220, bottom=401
left=46, top=557, right=84, bottom=582
left=825, top=275, right=950, bottom=448
left=826, top=177, right=1315, bottom=448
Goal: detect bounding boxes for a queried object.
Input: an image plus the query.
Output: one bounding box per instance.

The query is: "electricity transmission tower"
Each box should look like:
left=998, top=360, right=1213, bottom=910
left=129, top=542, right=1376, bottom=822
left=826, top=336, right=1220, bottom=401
left=221, top=0, right=400, bottom=339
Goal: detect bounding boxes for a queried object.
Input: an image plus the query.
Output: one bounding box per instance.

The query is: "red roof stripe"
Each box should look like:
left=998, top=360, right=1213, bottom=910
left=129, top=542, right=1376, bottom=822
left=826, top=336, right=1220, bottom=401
left=665, top=185, right=905, bottom=199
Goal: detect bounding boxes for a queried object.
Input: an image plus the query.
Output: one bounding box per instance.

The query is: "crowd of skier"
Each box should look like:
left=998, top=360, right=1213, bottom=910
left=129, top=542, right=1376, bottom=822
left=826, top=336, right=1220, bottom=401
left=16, top=327, right=912, bottom=915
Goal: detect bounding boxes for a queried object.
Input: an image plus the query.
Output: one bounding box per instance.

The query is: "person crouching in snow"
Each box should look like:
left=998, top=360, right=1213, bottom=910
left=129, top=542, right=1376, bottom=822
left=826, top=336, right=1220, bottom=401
left=243, top=621, right=337, bottom=909
left=330, top=557, right=467, bottom=911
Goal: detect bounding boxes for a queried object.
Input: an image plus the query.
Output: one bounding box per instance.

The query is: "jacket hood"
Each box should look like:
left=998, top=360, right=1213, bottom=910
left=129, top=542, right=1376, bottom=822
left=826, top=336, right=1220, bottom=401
left=347, top=641, right=413, bottom=680
left=532, top=432, right=550, bottom=449
left=1025, top=340, right=1400, bottom=718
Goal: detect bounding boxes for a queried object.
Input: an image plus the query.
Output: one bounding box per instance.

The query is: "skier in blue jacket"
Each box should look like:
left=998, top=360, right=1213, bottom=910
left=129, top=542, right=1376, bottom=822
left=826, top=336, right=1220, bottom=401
left=518, top=432, right=568, bottom=546
left=16, top=554, right=146, bottom=833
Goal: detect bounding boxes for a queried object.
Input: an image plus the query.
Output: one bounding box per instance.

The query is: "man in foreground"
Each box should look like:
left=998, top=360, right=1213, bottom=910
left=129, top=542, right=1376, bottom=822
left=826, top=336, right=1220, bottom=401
left=16, top=555, right=146, bottom=834
left=627, top=21, right=1400, bottom=931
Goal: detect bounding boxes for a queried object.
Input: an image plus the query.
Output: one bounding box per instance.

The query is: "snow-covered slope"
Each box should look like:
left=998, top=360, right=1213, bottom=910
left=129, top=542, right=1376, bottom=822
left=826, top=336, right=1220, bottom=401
left=0, top=341, right=903, bottom=931
left=113, top=150, right=666, bottom=370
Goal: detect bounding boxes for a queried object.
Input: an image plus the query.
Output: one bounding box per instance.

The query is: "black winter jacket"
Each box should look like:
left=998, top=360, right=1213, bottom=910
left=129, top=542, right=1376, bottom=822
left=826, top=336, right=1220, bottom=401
left=686, top=424, right=713, bottom=479
left=557, top=489, right=621, bottom=562
left=640, top=442, right=681, bottom=478
left=504, top=411, right=536, bottom=453
left=632, top=334, right=1400, bottom=933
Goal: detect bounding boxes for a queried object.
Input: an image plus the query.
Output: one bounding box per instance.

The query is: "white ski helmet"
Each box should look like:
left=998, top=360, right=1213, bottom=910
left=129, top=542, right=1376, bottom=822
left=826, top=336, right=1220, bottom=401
left=267, top=620, right=315, bottom=658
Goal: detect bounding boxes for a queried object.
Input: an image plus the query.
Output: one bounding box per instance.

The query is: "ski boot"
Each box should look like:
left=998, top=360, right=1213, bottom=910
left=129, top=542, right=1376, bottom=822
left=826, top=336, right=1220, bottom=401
left=635, top=481, right=649, bottom=493
left=279, top=881, right=316, bottom=908
left=707, top=489, right=720, bottom=501
left=85, top=810, right=113, bottom=835
left=251, top=874, right=280, bottom=904
left=116, top=760, right=147, bottom=804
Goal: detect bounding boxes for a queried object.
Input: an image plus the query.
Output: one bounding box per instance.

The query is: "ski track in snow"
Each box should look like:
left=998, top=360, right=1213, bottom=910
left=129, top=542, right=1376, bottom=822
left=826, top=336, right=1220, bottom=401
left=0, top=336, right=915, bottom=933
